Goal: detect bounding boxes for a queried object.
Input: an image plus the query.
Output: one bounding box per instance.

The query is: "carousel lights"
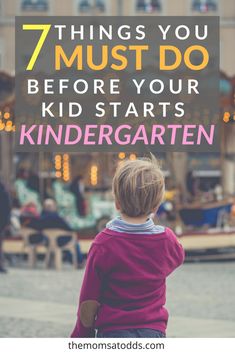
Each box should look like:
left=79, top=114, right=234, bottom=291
left=4, top=111, right=10, bottom=119
left=54, top=154, right=62, bottom=174
left=129, top=153, right=137, bottom=161
left=54, top=154, right=71, bottom=182
left=118, top=152, right=137, bottom=161
left=55, top=171, right=62, bottom=178
left=90, top=164, right=98, bottom=186
left=223, top=111, right=235, bottom=123
left=63, top=154, right=70, bottom=182
left=118, top=152, right=126, bottom=160
left=0, top=110, right=15, bottom=132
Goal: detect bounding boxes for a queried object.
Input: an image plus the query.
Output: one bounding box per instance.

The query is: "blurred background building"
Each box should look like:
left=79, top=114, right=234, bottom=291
left=0, top=0, right=235, bottom=197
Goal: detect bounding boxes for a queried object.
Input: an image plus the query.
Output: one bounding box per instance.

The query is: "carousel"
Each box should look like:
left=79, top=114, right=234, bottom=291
left=1, top=70, right=235, bottom=266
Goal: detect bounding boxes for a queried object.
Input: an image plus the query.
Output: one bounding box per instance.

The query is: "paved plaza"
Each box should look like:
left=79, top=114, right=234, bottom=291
left=0, top=261, right=235, bottom=338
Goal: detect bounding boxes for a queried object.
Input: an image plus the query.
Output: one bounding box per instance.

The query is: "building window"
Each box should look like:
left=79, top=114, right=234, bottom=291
left=136, top=0, right=161, bottom=13
left=21, top=0, right=48, bottom=12
left=79, top=0, right=106, bottom=13
left=192, top=0, right=217, bottom=13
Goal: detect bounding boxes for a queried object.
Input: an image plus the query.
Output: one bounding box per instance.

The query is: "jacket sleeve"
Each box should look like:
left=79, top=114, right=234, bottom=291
left=71, top=243, right=106, bottom=338
left=164, top=228, right=185, bottom=276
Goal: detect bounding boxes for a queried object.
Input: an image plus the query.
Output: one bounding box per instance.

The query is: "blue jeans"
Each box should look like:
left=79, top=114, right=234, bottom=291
left=97, top=329, right=165, bottom=338
left=57, top=236, right=84, bottom=264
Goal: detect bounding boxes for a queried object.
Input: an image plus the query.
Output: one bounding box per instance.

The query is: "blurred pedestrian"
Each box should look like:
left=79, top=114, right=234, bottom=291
left=0, top=181, right=11, bottom=273
left=186, top=170, right=200, bottom=200
left=41, top=199, right=85, bottom=267
left=70, top=175, right=87, bottom=216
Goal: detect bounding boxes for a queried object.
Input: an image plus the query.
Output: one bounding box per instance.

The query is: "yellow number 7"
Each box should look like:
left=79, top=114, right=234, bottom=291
left=22, top=24, right=51, bottom=70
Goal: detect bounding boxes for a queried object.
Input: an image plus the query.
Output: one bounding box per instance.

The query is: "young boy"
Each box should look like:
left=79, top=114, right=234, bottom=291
left=71, top=156, right=184, bottom=338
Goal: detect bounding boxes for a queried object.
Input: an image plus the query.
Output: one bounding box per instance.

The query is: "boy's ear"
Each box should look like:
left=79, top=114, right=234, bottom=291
left=115, top=199, right=121, bottom=210
left=152, top=206, right=158, bottom=214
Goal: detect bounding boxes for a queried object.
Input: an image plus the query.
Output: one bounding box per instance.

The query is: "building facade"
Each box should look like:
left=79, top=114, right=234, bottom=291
left=0, top=0, right=235, bottom=76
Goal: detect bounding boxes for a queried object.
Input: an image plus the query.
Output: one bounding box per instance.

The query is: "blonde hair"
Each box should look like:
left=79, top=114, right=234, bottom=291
left=113, top=155, right=165, bottom=217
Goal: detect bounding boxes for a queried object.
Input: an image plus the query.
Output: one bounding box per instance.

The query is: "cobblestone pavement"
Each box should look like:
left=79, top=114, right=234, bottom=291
left=0, top=262, right=235, bottom=337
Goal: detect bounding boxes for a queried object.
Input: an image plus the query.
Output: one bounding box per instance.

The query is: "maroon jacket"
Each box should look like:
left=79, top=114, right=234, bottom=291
left=71, top=227, right=184, bottom=337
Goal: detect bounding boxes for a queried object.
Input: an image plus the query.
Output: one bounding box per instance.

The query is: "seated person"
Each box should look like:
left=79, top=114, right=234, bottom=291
left=40, top=199, right=85, bottom=267
left=41, top=199, right=72, bottom=230
left=20, top=202, right=40, bottom=226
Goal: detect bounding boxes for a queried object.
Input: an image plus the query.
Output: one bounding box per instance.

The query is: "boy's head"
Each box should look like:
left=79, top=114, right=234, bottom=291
left=113, top=155, right=165, bottom=218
